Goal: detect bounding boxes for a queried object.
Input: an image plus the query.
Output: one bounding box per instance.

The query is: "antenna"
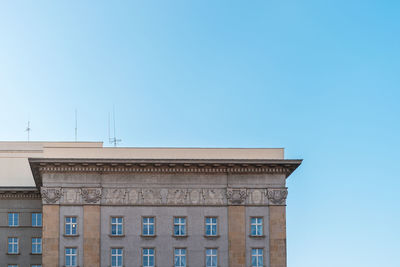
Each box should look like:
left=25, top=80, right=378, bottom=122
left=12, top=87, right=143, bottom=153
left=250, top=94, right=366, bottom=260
left=75, top=109, right=78, bottom=142
left=109, top=106, right=121, bottom=147
left=25, top=121, right=31, bottom=141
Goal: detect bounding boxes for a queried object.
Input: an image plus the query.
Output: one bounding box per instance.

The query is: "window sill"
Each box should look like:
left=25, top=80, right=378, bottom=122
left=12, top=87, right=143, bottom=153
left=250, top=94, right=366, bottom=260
left=204, top=235, right=220, bottom=239
left=109, top=234, right=125, bottom=238
left=6, top=253, right=20, bottom=255
left=172, top=235, right=188, bottom=239
left=249, top=235, right=266, bottom=239
left=30, top=253, right=42, bottom=255
left=63, top=234, right=79, bottom=237
left=141, top=235, right=157, bottom=239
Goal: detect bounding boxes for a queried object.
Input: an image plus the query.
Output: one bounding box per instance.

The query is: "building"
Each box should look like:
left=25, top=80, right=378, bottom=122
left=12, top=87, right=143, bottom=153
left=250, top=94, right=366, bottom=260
left=1, top=142, right=302, bottom=267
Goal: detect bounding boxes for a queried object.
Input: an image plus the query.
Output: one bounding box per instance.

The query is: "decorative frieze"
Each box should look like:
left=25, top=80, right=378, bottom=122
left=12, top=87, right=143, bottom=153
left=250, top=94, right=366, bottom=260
left=40, top=186, right=288, bottom=206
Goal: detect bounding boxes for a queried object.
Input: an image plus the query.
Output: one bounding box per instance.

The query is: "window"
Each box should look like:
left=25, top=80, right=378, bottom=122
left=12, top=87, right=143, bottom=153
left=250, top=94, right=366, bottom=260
left=111, top=217, right=123, bottom=236
left=251, top=248, right=263, bottom=267
left=174, top=248, right=186, bottom=267
left=31, top=265, right=42, bottom=267
left=8, top=237, right=18, bottom=254
left=32, top=237, right=42, bottom=254
left=174, top=217, right=186, bottom=236
left=250, top=217, right=263, bottom=236
left=205, top=217, right=218, bottom=236
left=8, top=265, right=18, bottom=267
left=206, top=248, right=217, bottom=267
left=8, top=213, right=19, bottom=227
left=143, top=248, right=155, bottom=267
left=142, top=217, right=155, bottom=236
left=32, top=213, right=42, bottom=227
left=65, top=247, right=77, bottom=267
left=111, top=248, right=123, bottom=267
left=65, top=217, right=77, bottom=236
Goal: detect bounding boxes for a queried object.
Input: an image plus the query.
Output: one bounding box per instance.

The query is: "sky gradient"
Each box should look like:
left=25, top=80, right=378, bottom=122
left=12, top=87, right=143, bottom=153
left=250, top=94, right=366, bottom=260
left=0, top=1, right=399, bottom=266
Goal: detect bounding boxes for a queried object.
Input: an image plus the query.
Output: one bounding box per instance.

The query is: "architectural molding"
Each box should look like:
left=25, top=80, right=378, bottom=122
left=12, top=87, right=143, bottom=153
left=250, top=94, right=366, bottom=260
left=40, top=186, right=288, bottom=206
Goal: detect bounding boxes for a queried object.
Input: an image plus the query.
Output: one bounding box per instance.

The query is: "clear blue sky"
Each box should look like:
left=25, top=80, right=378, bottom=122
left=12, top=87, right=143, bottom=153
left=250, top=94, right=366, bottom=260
left=0, top=1, right=399, bottom=266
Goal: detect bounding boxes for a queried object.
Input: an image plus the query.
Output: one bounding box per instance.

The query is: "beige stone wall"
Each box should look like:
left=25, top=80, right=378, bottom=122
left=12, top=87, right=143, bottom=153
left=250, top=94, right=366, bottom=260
left=42, top=205, right=59, bottom=267
left=228, top=206, right=246, bottom=267
left=269, top=206, right=286, bottom=267
left=84, top=205, right=100, bottom=267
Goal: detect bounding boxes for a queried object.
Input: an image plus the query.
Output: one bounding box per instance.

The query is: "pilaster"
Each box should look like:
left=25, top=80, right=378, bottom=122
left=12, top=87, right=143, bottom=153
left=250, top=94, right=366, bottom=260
left=42, top=205, right=59, bottom=267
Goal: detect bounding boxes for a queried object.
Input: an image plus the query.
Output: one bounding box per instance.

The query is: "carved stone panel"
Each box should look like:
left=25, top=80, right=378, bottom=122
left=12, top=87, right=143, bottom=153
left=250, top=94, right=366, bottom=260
left=226, top=188, right=248, bottom=205
left=41, top=187, right=63, bottom=204
left=127, top=188, right=140, bottom=204
left=266, top=188, right=288, bottom=205
left=167, top=189, right=188, bottom=205
left=81, top=188, right=102, bottom=204
left=247, top=189, right=266, bottom=205
left=187, top=189, right=204, bottom=205
left=203, top=189, right=226, bottom=205
left=63, top=188, right=82, bottom=205
left=102, top=188, right=127, bottom=205
left=140, top=189, right=162, bottom=205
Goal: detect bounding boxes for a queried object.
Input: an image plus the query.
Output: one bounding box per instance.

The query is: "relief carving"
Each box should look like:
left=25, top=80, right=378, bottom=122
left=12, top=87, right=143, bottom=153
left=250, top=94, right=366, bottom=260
left=266, top=188, right=288, bottom=205
left=127, top=188, right=139, bottom=204
left=41, top=187, right=63, bottom=204
left=167, top=189, right=188, bottom=205
left=63, top=188, right=82, bottom=204
left=188, top=189, right=203, bottom=204
left=102, top=188, right=127, bottom=205
left=81, top=188, right=102, bottom=204
left=140, top=189, right=162, bottom=205
left=248, top=189, right=265, bottom=205
left=203, top=189, right=225, bottom=205
left=226, top=188, right=248, bottom=205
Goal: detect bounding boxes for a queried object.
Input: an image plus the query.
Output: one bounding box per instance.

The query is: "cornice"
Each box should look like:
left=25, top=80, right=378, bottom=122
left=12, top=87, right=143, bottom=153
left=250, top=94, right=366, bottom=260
left=29, top=158, right=302, bottom=187
left=0, top=189, right=41, bottom=200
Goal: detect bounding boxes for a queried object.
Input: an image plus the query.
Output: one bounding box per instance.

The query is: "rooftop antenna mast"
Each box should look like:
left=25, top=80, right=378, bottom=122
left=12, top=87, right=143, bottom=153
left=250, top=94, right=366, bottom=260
left=25, top=121, right=31, bottom=142
left=109, top=106, right=121, bottom=147
left=75, top=109, right=78, bottom=142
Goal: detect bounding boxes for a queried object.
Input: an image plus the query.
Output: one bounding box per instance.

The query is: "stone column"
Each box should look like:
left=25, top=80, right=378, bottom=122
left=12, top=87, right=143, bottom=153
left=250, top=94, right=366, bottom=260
left=83, top=205, right=101, bottom=267
left=267, top=188, right=288, bottom=267
left=228, top=204, right=246, bottom=267
left=42, top=205, right=60, bottom=267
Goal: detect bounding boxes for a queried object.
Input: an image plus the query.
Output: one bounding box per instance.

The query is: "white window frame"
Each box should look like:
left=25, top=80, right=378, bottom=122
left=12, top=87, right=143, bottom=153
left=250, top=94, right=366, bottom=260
left=174, top=248, right=186, bottom=267
left=32, top=237, right=42, bottom=254
left=142, top=248, right=155, bottom=267
left=111, top=217, right=124, bottom=236
left=8, top=213, right=19, bottom=227
left=8, top=237, right=19, bottom=254
left=111, top=248, right=123, bottom=267
left=65, top=217, right=77, bottom=236
left=251, top=248, right=264, bottom=267
left=65, top=247, right=77, bottom=267
left=142, top=217, right=155, bottom=236
left=173, top=217, right=186, bottom=236
left=32, top=213, right=42, bottom=227
left=206, top=248, right=218, bottom=267
left=250, top=217, right=263, bottom=236
left=205, top=217, right=218, bottom=236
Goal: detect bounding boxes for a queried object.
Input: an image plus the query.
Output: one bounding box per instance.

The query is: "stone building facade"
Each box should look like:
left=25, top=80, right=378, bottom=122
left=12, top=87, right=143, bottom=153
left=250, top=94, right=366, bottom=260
left=0, top=142, right=301, bottom=267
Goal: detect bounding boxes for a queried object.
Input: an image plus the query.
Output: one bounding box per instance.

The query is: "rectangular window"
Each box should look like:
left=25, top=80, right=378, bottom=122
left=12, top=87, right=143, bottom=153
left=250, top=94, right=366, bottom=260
left=32, top=213, right=42, bottom=227
left=206, top=248, right=217, bottom=267
left=142, top=217, right=155, bottom=236
left=250, top=217, right=263, bottom=236
left=65, top=247, right=77, bottom=267
left=32, top=237, right=42, bottom=254
left=31, top=265, right=42, bottom=267
left=174, top=248, right=186, bottom=267
left=143, top=248, right=155, bottom=267
left=205, top=217, right=218, bottom=236
left=251, top=248, right=263, bottom=267
left=8, top=237, right=19, bottom=254
left=111, top=217, right=123, bottom=236
left=111, top=248, right=123, bottom=267
left=8, top=265, right=18, bottom=267
left=174, top=217, right=186, bottom=236
left=8, top=213, right=19, bottom=227
left=65, top=217, right=77, bottom=235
